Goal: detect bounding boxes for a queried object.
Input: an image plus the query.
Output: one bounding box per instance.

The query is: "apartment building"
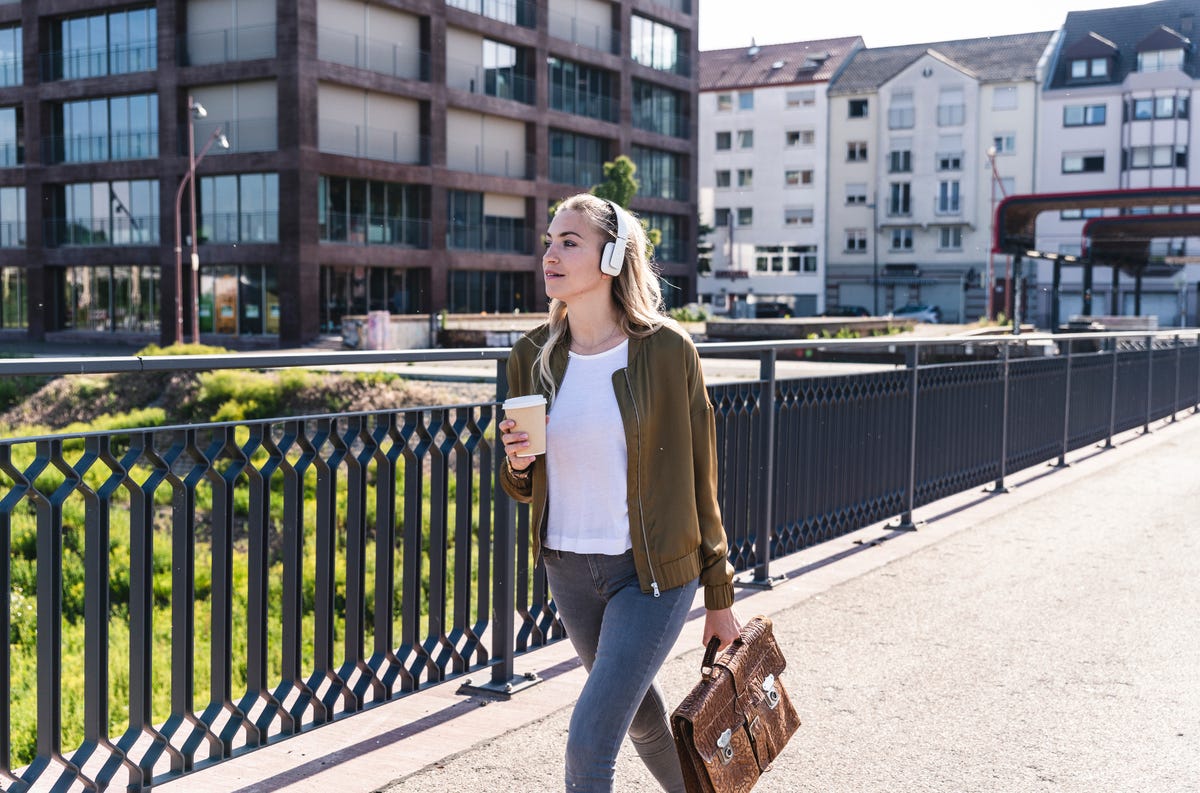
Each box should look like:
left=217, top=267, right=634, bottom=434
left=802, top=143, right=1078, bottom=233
left=0, top=0, right=699, bottom=347
left=695, top=37, right=862, bottom=317
left=1036, top=0, right=1200, bottom=327
left=824, top=33, right=1054, bottom=323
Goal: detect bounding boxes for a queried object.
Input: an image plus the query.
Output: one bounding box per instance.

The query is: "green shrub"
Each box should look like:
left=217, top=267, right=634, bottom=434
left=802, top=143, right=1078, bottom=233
left=136, top=342, right=231, bottom=357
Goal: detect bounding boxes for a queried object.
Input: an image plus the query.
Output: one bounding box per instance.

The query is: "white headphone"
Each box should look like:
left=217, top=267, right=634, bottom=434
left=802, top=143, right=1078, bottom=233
left=599, top=200, right=631, bottom=277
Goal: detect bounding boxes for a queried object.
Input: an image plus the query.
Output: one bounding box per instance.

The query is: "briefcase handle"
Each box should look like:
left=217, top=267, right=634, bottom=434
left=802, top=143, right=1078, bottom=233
left=701, top=630, right=746, bottom=676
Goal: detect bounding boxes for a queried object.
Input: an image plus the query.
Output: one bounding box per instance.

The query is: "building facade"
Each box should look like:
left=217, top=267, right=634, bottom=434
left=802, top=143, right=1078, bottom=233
left=695, top=37, right=862, bottom=317
left=1035, top=0, right=1200, bottom=327
left=823, top=33, right=1054, bottom=324
left=0, top=0, right=699, bottom=347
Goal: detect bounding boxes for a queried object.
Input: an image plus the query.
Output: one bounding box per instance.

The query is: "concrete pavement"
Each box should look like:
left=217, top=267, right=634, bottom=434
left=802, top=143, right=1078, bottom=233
left=162, top=407, right=1200, bottom=793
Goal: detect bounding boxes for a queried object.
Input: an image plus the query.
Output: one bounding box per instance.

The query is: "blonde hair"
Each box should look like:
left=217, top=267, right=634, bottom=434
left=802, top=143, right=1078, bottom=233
left=534, top=193, right=667, bottom=402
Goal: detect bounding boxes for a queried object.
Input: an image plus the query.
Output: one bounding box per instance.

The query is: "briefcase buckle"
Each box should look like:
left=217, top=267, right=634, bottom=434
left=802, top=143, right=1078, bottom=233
left=716, top=728, right=734, bottom=764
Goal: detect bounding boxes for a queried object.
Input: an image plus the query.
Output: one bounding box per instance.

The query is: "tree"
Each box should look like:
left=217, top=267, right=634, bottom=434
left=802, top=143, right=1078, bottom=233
left=590, top=155, right=661, bottom=251
left=590, top=154, right=639, bottom=209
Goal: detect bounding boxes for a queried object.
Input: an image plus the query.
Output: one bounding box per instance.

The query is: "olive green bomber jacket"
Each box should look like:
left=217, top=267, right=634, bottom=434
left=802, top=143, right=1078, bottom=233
left=500, top=321, right=735, bottom=611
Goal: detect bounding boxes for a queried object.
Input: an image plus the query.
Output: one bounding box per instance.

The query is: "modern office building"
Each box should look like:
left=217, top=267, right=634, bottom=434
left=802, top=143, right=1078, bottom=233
left=1035, top=0, right=1200, bottom=327
left=0, top=0, right=699, bottom=347
left=695, top=37, right=862, bottom=317
left=824, top=32, right=1054, bottom=323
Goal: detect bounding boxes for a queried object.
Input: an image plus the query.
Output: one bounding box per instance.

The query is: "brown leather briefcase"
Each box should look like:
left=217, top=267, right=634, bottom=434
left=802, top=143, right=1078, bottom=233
left=671, top=616, right=801, bottom=793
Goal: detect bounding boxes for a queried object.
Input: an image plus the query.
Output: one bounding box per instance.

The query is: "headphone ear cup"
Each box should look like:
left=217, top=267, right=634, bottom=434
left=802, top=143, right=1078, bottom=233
left=600, top=241, right=618, bottom=276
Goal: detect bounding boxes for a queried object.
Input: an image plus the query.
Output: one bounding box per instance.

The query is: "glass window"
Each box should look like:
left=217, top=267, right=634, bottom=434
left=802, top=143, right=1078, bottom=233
left=60, top=265, right=159, bottom=332
left=630, top=15, right=683, bottom=74
left=848, top=99, right=868, bottom=118
left=1064, top=104, right=1106, bottom=126
left=847, top=141, right=867, bottom=161
left=888, top=182, right=911, bottom=215
left=786, top=90, right=815, bottom=108
left=846, top=183, right=867, bottom=205
left=716, top=93, right=732, bottom=111
left=633, top=146, right=684, bottom=200
left=1062, top=153, right=1105, bottom=173
left=0, top=106, right=21, bottom=167
left=715, top=170, right=730, bottom=188
left=0, top=266, right=25, bottom=328
left=845, top=229, right=867, bottom=251
left=715, top=131, right=731, bottom=150
left=549, top=130, right=608, bottom=187
left=632, top=80, right=685, bottom=138
left=938, top=227, right=963, bottom=250
left=714, top=208, right=730, bottom=227
left=784, top=207, right=813, bottom=226
left=0, top=26, right=21, bottom=87
left=736, top=129, right=753, bottom=148
left=890, top=228, right=913, bottom=250
left=737, top=207, right=753, bottom=226
left=54, top=7, right=157, bottom=80
left=736, top=169, right=752, bottom=187
left=0, top=186, right=24, bottom=247
left=738, top=91, right=753, bottom=110
left=937, top=180, right=960, bottom=213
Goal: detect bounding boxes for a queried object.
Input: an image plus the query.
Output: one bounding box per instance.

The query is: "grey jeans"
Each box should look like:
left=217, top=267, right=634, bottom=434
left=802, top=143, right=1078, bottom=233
left=543, top=548, right=697, bottom=793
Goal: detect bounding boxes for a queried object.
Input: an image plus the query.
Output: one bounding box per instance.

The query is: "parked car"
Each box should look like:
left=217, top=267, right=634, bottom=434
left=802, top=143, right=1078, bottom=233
left=753, top=301, right=794, bottom=318
left=821, top=305, right=870, bottom=317
left=888, top=304, right=942, bottom=323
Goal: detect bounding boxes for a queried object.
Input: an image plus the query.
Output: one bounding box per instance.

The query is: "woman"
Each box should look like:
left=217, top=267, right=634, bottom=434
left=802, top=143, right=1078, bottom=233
left=499, top=193, right=740, bottom=792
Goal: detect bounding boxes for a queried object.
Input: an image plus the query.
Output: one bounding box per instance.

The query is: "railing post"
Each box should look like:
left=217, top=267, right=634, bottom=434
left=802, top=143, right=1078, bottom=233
left=460, top=357, right=541, bottom=699
left=1195, top=332, right=1200, bottom=413
left=739, top=349, right=783, bottom=588
left=1056, top=337, right=1072, bottom=467
left=1172, top=335, right=1181, bottom=422
left=1105, top=334, right=1119, bottom=449
left=1143, top=333, right=1153, bottom=434
left=991, top=341, right=1012, bottom=493
left=895, top=343, right=922, bottom=529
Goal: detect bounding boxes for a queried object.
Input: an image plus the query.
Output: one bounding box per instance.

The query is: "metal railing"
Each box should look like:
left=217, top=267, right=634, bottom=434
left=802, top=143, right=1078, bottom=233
left=318, top=27, right=427, bottom=82
left=0, top=331, right=1197, bottom=790
left=318, top=120, right=428, bottom=165
left=180, top=24, right=277, bottom=66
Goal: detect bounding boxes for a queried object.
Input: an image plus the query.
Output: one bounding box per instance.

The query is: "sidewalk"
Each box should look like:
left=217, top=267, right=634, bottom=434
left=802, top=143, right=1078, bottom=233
left=165, top=410, right=1200, bottom=793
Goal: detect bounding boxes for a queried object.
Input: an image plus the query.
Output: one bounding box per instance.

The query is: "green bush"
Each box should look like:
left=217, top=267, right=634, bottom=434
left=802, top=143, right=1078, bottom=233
left=136, top=342, right=231, bottom=357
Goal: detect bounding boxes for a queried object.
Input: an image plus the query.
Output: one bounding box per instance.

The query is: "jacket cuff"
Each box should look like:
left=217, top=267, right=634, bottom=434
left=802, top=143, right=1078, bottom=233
left=704, top=582, right=735, bottom=611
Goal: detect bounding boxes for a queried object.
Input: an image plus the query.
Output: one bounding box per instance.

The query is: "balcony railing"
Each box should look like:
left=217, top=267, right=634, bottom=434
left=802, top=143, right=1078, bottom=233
left=549, top=156, right=606, bottom=188
left=446, top=142, right=534, bottom=180
left=0, top=220, right=24, bottom=247
left=445, top=58, right=535, bottom=104
left=446, top=220, right=534, bottom=254
left=180, top=24, right=276, bottom=66
left=0, top=56, right=20, bottom=87
left=45, top=131, right=159, bottom=164
left=320, top=214, right=430, bottom=248
left=318, top=120, right=429, bottom=165
left=447, top=0, right=537, bottom=28
left=41, top=43, right=157, bottom=81
left=189, top=118, right=277, bottom=155
left=44, top=215, right=160, bottom=247
left=547, top=10, right=621, bottom=55
left=632, top=108, right=689, bottom=138
left=318, top=27, right=428, bottom=81
left=0, top=142, right=22, bottom=168
left=200, top=211, right=280, bottom=245
left=552, top=87, right=619, bottom=123
left=0, top=332, right=1197, bottom=790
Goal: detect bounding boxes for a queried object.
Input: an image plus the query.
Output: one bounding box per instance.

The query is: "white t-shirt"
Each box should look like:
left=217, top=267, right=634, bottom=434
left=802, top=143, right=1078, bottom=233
left=545, top=339, right=632, bottom=555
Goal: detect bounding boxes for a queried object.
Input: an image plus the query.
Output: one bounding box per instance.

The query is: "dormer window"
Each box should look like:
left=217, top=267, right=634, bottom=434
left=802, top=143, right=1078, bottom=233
left=1070, top=57, right=1109, bottom=79
left=1064, top=31, right=1118, bottom=83
left=1138, top=48, right=1184, bottom=72
left=1136, top=26, right=1189, bottom=73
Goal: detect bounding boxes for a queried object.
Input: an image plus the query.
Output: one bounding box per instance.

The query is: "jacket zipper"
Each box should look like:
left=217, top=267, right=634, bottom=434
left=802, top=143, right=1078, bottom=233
left=624, top=369, right=660, bottom=597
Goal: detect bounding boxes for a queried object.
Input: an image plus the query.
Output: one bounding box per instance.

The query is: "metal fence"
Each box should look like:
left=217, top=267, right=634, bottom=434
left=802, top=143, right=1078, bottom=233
left=0, top=331, right=1197, bottom=790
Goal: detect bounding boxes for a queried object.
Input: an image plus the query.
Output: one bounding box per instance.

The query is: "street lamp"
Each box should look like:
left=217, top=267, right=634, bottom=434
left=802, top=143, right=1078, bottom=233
left=174, top=95, right=229, bottom=344
left=985, top=145, right=1007, bottom=321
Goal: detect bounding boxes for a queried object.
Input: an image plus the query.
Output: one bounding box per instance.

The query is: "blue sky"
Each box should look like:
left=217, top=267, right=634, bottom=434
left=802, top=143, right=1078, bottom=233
left=698, top=0, right=1151, bottom=51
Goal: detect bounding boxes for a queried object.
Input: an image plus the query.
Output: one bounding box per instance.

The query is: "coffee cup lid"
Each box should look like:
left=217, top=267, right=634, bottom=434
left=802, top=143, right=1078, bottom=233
left=503, top=394, right=547, bottom=409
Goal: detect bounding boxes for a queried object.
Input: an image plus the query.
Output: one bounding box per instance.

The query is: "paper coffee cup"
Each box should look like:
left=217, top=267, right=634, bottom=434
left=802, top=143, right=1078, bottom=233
left=503, top=394, right=547, bottom=457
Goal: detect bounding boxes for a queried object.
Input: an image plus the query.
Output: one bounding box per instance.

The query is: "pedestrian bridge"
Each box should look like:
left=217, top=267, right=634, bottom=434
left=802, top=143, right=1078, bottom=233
left=0, top=330, right=1197, bottom=791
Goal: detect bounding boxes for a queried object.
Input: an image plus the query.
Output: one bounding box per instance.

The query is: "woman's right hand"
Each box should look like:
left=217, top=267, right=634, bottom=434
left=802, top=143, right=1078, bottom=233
left=499, top=419, right=534, bottom=471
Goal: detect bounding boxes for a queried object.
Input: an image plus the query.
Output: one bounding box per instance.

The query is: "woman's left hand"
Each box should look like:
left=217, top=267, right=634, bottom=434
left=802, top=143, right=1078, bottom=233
left=702, top=607, right=741, bottom=652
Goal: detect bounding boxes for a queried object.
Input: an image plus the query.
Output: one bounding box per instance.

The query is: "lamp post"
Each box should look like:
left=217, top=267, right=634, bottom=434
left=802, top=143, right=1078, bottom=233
left=985, top=145, right=1007, bottom=321
left=174, top=95, right=229, bottom=344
